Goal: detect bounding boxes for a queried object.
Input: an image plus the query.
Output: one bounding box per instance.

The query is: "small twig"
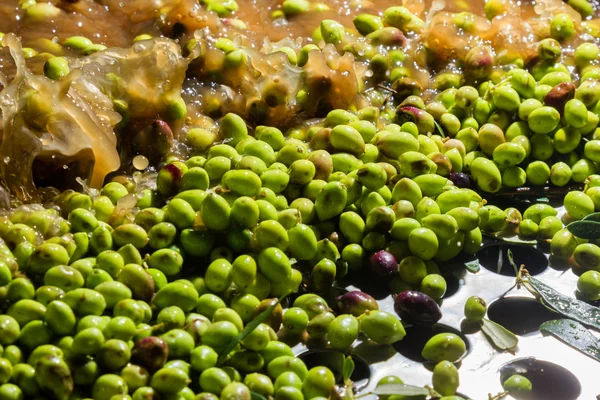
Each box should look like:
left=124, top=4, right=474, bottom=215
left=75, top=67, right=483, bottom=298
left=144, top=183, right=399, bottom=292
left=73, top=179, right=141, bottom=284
left=424, top=385, right=440, bottom=399
left=516, top=266, right=530, bottom=290
left=499, top=283, right=517, bottom=299
left=377, top=84, right=397, bottom=93
left=488, top=390, right=509, bottom=400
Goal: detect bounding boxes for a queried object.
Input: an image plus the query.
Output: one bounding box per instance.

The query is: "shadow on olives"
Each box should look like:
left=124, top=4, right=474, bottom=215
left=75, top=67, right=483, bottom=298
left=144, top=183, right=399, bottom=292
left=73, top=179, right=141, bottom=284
left=297, top=348, right=370, bottom=392
left=547, top=255, right=572, bottom=271
left=499, top=357, right=581, bottom=400
left=477, top=243, right=547, bottom=276
left=442, top=273, right=460, bottom=299
left=326, top=286, right=349, bottom=312
left=392, top=324, right=470, bottom=363
left=487, top=297, right=557, bottom=336
left=459, top=319, right=482, bottom=335
left=287, top=286, right=346, bottom=313
left=344, top=270, right=392, bottom=300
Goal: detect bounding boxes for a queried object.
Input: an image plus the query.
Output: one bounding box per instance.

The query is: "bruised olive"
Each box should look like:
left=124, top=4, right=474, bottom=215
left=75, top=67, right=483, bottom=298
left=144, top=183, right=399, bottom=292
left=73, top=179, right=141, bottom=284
left=336, top=291, right=379, bottom=317
left=131, top=336, right=168, bottom=371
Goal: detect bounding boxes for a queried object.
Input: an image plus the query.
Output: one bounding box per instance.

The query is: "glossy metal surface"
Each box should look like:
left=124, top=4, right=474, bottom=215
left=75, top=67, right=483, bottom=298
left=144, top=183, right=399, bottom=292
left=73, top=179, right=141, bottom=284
left=292, top=206, right=600, bottom=399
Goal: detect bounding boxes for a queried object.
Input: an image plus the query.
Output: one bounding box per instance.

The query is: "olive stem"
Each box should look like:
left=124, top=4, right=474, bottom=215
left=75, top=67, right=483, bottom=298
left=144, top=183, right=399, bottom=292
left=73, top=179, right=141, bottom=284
left=487, top=390, right=509, bottom=400
left=425, top=386, right=440, bottom=398
left=150, top=322, right=166, bottom=334
left=377, top=84, right=397, bottom=94
left=516, top=266, right=532, bottom=291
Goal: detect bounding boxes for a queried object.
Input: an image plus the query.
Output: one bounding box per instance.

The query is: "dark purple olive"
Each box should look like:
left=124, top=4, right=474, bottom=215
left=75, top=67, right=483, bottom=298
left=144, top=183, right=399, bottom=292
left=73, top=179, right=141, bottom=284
left=394, top=290, right=442, bottom=326
left=130, top=120, right=174, bottom=163
left=336, top=291, right=379, bottom=317
left=448, top=172, right=471, bottom=188
left=464, top=45, right=494, bottom=79
left=152, top=119, right=175, bottom=156
left=544, top=81, right=575, bottom=114
left=131, top=336, right=168, bottom=371
left=370, top=250, right=399, bottom=278
left=396, top=106, right=435, bottom=135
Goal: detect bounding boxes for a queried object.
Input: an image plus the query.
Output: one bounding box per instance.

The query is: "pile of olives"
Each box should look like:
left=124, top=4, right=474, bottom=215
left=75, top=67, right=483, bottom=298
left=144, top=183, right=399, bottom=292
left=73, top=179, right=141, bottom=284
left=5, top=0, right=600, bottom=399
left=0, top=96, right=586, bottom=398
left=5, top=64, right=600, bottom=399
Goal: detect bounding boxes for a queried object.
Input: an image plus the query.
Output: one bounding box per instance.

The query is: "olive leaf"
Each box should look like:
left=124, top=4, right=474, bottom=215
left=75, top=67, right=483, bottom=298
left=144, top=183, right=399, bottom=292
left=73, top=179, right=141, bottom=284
left=372, top=383, right=430, bottom=396
left=496, top=246, right=503, bottom=275
left=521, top=273, right=600, bottom=331
left=251, top=392, right=268, bottom=400
left=343, top=356, right=355, bottom=386
left=464, top=259, right=481, bottom=273
left=540, top=319, right=600, bottom=363
left=583, top=212, right=600, bottom=222
left=566, top=220, right=600, bottom=239
left=217, top=294, right=286, bottom=365
left=481, top=318, right=518, bottom=350
left=433, top=120, right=446, bottom=137
left=482, top=233, right=537, bottom=245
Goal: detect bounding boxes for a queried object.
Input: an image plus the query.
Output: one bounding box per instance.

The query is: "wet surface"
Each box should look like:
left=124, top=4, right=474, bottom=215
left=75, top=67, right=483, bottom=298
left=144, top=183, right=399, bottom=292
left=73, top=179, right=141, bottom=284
left=442, top=272, right=460, bottom=298
left=487, top=297, right=558, bottom=336
left=499, top=357, right=582, bottom=400
left=477, top=243, right=548, bottom=276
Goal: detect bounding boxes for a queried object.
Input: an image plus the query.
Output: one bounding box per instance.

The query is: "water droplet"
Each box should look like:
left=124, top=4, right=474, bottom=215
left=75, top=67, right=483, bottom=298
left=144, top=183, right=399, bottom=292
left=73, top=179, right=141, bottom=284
left=133, top=155, right=149, bottom=171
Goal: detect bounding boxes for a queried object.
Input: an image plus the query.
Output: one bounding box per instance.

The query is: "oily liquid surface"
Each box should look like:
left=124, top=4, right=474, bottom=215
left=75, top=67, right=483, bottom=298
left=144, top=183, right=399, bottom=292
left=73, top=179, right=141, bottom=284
left=0, top=0, right=596, bottom=91
left=0, top=0, right=581, bottom=75
left=0, top=0, right=597, bottom=204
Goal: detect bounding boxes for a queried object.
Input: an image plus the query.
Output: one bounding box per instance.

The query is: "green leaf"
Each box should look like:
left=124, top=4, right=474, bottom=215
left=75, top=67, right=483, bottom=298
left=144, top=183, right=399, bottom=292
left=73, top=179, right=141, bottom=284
left=481, top=318, right=518, bottom=350
left=527, top=276, right=600, bottom=331
left=496, top=245, right=503, bottom=275
left=464, top=259, right=480, bottom=273
left=433, top=120, right=445, bottom=137
left=372, top=383, right=429, bottom=396
left=343, top=356, right=355, bottom=385
left=502, top=236, right=537, bottom=245
left=482, top=233, right=537, bottom=245
left=583, top=212, right=600, bottom=222
left=251, top=391, right=268, bottom=400
left=507, top=249, right=519, bottom=276
left=540, top=319, right=600, bottom=362
left=566, top=220, right=600, bottom=239
left=217, top=294, right=286, bottom=365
